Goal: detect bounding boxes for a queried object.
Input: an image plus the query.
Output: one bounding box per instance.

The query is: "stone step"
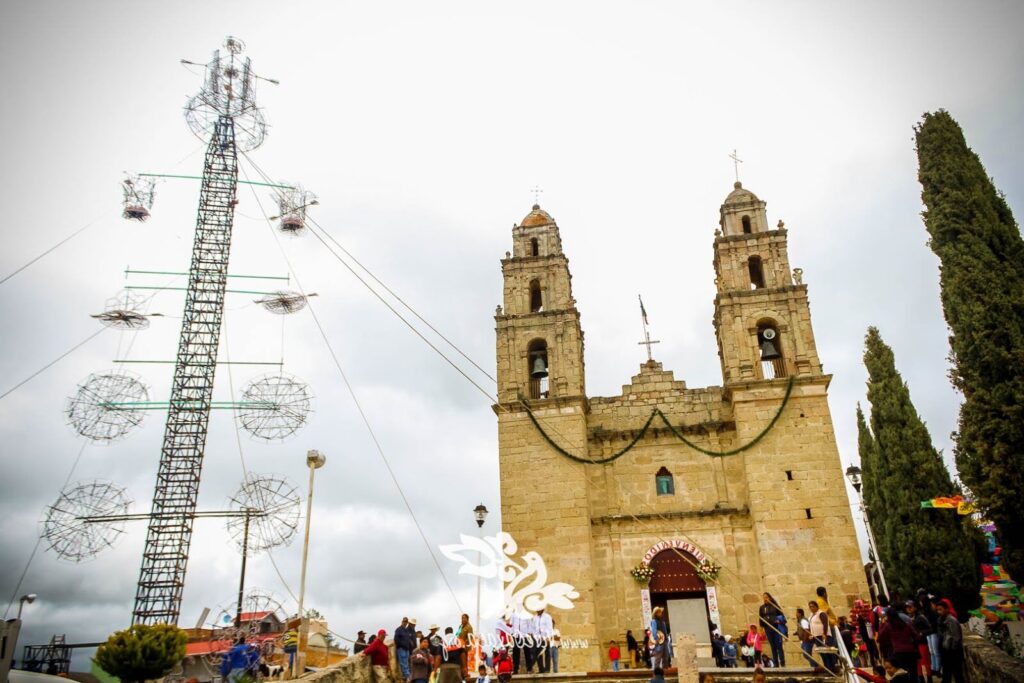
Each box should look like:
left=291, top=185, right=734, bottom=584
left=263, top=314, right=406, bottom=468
left=511, top=668, right=831, bottom=683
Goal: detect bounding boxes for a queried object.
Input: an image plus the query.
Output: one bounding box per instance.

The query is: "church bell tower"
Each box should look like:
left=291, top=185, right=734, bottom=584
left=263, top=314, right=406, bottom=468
left=712, top=182, right=823, bottom=383
left=494, top=204, right=599, bottom=669
left=495, top=204, right=586, bottom=403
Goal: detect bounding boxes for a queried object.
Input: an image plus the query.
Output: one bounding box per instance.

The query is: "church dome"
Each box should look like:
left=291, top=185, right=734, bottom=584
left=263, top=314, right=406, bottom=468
left=723, top=181, right=761, bottom=207
left=520, top=204, right=556, bottom=227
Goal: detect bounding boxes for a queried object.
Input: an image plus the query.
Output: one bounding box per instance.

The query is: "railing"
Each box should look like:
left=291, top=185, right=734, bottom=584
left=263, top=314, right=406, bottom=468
left=761, top=358, right=787, bottom=380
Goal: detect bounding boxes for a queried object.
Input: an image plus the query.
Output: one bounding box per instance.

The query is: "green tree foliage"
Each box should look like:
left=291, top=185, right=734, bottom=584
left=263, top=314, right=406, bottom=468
left=915, top=110, right=1024, bottom=581
left=95, top=624, right=187, bottom=683
left=856, top=404, right=887, bottom=558
left=862, top=326, right=981, bottom=613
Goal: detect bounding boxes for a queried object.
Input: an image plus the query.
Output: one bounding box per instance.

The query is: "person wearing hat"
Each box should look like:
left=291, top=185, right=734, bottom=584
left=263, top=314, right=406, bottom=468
left=427, top=624, right=444, bottom=669
left=353, top=630, right=368, bottom=654
left=362, top=629, right=391, bottom=667
left=396, top=617, right=417, bottom=681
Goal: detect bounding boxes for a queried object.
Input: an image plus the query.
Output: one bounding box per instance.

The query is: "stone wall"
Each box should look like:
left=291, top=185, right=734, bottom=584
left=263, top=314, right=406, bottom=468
left=963, top=633, right=1024, bottom=683
left=298, top=644, right=398, bottom=683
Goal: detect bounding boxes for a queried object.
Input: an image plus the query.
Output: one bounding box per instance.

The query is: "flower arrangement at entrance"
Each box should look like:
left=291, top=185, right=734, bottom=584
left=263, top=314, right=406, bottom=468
left=695, top=558, right=721, bottom=583
left=631, top=564, right=655, bottom=585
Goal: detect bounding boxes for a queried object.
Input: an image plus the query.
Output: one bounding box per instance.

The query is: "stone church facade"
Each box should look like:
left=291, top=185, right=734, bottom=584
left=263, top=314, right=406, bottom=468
left=494, top=183, right=868, bottom=671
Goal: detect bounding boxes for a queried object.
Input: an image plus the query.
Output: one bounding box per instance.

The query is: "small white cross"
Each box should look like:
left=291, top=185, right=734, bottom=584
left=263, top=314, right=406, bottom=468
left=729, top=149, right=743, bottom=183
left=531, top=185, right=544, bottom=205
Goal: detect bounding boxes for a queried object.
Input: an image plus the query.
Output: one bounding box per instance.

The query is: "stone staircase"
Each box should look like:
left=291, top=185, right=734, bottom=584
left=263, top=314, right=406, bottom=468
left=513, top=668, right=832, bottom=683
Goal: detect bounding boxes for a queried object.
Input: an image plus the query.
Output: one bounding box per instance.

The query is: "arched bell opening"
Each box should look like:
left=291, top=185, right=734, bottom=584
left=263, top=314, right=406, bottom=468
left=757, top=322, right=786, bottom=379
left=748, top=255, right=766, bottom=289
left=529, top=279, right=543, bottom=313
left=527, top=339, right=549, bottom=399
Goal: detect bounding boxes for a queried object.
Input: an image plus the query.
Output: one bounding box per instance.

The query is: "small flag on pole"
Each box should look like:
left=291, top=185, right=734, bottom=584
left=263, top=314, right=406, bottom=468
left=639, top=295, right=649, bottom=326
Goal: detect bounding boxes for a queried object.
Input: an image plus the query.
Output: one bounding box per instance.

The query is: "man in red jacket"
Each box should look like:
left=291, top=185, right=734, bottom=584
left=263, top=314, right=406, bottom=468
left=362, top=629, right=391, bottom=667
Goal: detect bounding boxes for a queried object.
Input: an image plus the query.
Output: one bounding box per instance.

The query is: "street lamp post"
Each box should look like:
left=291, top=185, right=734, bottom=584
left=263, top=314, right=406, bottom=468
left=473, top=504, right=488, bottom=655
left=845, top=465, right=889, bottom=600
left=17, top=594, right=36, bottom=620
left=296, top=449, right=326, bottom=677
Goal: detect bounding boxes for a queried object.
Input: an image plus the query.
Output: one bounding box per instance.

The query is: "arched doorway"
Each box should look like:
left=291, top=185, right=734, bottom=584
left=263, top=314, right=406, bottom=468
left=648, top=548, right=713, bottom=648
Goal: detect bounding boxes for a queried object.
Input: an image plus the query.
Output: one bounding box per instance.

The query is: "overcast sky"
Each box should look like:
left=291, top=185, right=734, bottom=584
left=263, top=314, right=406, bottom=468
left=2, top=0, right=1023, bottom=670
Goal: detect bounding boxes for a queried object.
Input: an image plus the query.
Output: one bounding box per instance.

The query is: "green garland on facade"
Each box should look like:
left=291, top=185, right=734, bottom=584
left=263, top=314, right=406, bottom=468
left=520, top=375, right=795, bottom=464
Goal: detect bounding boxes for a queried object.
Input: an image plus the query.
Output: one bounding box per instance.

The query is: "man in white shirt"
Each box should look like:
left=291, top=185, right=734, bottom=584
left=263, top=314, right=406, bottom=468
left=509, top=613, right=524, bottom=674
left=520, top=613, right=539, bottom=673
left=535, top=608, right=554, bottom=673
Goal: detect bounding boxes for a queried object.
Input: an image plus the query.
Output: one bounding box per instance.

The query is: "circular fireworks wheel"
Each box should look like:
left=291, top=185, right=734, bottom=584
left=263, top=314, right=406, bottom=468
left=43, top=480, right=132, bottom=562
left=65, top=371, right=150, bottom=441
left=91, top=289, right=151, bottom=330
left=254, top=291, right=316, bottom=315
left=204, top=589, right=287, bottom=668
left=237, top=374, right=312, bottom=441
left=227, top=474, right=301, bottom=553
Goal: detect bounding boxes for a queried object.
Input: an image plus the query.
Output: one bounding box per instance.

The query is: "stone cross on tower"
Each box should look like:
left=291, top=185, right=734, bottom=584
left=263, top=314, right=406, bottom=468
left=729, top=149, right=743, bottom=183
left=637, top=294, right=660, bottom=361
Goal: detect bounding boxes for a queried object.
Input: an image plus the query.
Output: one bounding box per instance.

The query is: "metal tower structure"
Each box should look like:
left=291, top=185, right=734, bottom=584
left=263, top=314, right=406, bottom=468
left=132, top=37, right=268, bottom=625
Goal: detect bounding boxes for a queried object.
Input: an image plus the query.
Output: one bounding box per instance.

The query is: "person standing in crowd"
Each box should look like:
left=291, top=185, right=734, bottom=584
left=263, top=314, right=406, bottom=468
left=609, top=640, right=621, bottom=671
left=427, top=624, right=444, bottom=670
left=353, top=630, right=368, bottom=654
left=853, top=600, right=880, bottom=667
left=626, top=629, right=639, bottom=668
left=742, top=624, right=759, bottom=667
left=918, top=592, right=941, bottom=678
left=795, top=608, right=814, bottom=667
left=877, top=605, right=919, bottom=675
left=816, top=587, right=839, bottom=628
left=220, top=636, right=259, bottom=683
left=457, top=614, right=475, bottom=680
left=475, top=664, right=490, bottom=683
left=521, top=612, right=538, bottom=673
left=549, top=618, right=561, bottom=673
left=721, top=634, right=737, bottom=667
left=642, top=629, right=653, bottom=668
left=936, top=599, right=964, bottom=683
left=535, top=608, right=553, bottom=673
left=361, top=629, right=390, bottom=667
left=759, top=593, right=786, bottom=668
left=807, top=600, right=832, bottom=673
left=438, top=629, right=464, bottom=683
left=495, top=648, right=513, bottom=683
left=508, top=614, right=523, bottom=674
left=710, top=632, right=723, bottom=668
left=395, top=617, right=417, bottom=682
left=649, top=607, right=670, bottom=670
left=837, top=616, right=856, bottom=663
left=906, top=600, right=932, bottom=682
left=410, top=637, right=433, bottom=683
left=649, top=667, right=666, bottom=683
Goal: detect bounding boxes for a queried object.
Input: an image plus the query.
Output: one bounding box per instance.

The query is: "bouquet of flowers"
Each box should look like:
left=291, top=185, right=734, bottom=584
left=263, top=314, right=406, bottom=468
left=631, top=564, right=655, bottom=584
left=695, top=558, right=721, bottom=583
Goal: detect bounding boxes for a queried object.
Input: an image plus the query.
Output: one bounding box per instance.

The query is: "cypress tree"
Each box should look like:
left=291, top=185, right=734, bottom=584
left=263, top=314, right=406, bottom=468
left=915, top=110, right=1024, bottom=580
left=863, top=326, right=981, bottom=613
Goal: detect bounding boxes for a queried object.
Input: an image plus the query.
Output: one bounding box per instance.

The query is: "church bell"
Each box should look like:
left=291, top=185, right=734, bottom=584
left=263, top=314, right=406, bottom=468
left=759, top=328, right=781, bottom=360
left=530, top=356, right=549, bottom=379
